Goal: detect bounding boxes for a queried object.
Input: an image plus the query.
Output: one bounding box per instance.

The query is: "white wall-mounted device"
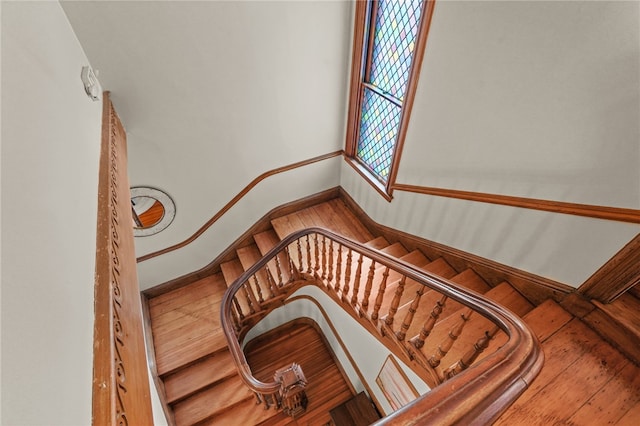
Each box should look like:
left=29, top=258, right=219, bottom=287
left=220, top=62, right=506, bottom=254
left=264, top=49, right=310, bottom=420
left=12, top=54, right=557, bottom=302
left=81, top=66, right=102, bottom=101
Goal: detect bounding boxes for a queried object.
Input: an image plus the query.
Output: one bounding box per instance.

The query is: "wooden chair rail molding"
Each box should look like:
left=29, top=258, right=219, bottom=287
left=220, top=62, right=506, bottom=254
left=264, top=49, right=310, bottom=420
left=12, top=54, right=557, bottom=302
left=221, top=228, right=543, bottom=424
left=392, top=183, right=640, bottom=224
left=136, top=151, right=343, bottom=263
left=94, top=93, right=153, bottom=425
left=137, top=152, right=638, bottom=267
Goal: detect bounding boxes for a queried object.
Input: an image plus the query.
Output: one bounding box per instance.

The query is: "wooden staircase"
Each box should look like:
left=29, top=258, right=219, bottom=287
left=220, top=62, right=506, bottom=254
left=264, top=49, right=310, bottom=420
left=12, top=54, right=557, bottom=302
left=146, top=198, right=640, bottom=425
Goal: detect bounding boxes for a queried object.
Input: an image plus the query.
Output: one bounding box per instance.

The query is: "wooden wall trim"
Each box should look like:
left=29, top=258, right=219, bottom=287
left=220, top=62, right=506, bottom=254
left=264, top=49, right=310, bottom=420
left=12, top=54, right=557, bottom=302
left=136, top=151, right=343, bottom=263
left=392, top=183, right=640, bottom=224
left=93, top=93, right=153, bottom=425
left=579, top=233, right=640, bottom=303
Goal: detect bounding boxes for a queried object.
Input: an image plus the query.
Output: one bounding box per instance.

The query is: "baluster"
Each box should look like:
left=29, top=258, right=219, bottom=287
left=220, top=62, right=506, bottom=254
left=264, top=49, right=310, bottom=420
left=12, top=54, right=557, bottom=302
left=342, top=248, right=353, bottom=301
left=321, top=235, right=327, bottom=281
left=313, top=233, right=320, bottom=276
left=443, top=325, right=500, bottom=379
left=371, top=267, right=390, bottom=321
left=285, top=246, right=297, bottom=281
left=274, top=252, right=284, bottom=288
left=413, top=295, right=448, bottom=349
left=359, top=260, right=376, bottom=317
left=252, top=275, right=264, bottom=303
left=264, top=264, right=278, bottom=297
left=230, top=302, right=242, bottom=333
left=296, top=238, right=304, bottom=271
left=327, top=241, right=334, bottom=284
left=350, top=253, right=364, bottom=306
left=242, top=283, right=256, bottom=314
left=428, top=308, right=473, bottom=368
left=385, top=275, right=407, bottom=326
left=305, top=235, right=312, bottom=273
left=396, top=285, right=425, bottom=341
left=334, top=244, right=342, bottom=292
left=232, top=296, right=244, bottom=321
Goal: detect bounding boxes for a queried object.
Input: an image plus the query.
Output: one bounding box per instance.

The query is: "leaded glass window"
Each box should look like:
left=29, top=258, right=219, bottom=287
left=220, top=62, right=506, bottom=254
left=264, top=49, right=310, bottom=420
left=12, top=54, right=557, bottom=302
left=351, top=0, right=427, bottom=187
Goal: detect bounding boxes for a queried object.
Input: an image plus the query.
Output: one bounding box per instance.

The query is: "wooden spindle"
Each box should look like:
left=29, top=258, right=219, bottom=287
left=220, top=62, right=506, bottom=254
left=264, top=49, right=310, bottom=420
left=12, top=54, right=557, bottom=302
left=442, top=325, right=501, bottom=380
left=413, top=295, right=448, bottom=349
left=428, top=308, right=473, bottom=368
left=313, top=233, right=320, bottom=276
left=242, top=283, right=256, bottom=314
left=371, top=266, right=390, bottom=321
left=285, top=246, right=297, bottom=282
left=334, top=244, right=342, bottom=292
left=305, top=235, right=312, bottom=273
left=385, top=275, right=407, bottom=326
left=321, top=235, right=327, bottom=281
left=252, top=275, right=264, bottom=303
left=342, top=249, right=353, bottom=301
left=264, top=264, right=278, bottom=297
left=296, top=238, right=304, bottom=271
left=274, top=252, right=284, bottom=287
left=232, top=296, right=245, bottom=321
left=359, top=260, right=376, bottom=317
left=350, top=253, right=364, bottom=306
left=397, top=285, right=425, bottom=341
left=327, top=241, right=334, bottom=283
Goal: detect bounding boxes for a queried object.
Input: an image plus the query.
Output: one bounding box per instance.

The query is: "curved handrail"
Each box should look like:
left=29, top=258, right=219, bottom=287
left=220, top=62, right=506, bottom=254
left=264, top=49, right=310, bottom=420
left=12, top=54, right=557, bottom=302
left=220, top=227, right=543, bottom=423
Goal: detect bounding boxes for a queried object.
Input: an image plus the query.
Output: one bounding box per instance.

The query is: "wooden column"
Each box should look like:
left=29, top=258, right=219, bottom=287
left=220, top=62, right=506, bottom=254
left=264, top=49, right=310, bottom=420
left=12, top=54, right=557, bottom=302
left=93, top=93, right=153, bottom=425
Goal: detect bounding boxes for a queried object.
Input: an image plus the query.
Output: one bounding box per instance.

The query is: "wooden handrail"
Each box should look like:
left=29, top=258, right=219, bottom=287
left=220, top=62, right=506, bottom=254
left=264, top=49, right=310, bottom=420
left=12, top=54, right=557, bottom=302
left=220, top=228, right=543, bottom=423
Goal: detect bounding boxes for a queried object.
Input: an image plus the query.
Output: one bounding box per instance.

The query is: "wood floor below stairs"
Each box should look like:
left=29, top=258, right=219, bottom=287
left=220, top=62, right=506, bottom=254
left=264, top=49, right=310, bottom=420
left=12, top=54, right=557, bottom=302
left=145, top=198, right=640, bottom=425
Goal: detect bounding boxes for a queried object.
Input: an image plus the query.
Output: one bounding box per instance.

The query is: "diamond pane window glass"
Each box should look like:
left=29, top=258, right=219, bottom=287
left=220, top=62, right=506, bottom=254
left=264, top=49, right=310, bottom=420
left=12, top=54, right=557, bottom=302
left=357, top=88, right=401, bottom=181
left=369, top=0, right=424, bottom=101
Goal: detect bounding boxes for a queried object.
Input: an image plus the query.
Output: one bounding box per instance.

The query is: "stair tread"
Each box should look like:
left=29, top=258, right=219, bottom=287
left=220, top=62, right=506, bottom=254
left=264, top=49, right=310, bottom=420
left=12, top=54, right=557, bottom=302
left=522, top=299, right=573, bottom=342
left=365, top=236, right=390, bottom=250
left=592, top=293, right=640, bottom=340
left=220, top=259, right=245, bottom=287
left=449, top=269, right=491, bottom=294
left=148, top=274, right=227, bottom=317
left=164, top=349, right=236, bottom=404
left=253, top=229, right=281, bottom=254
left=420, top=257, right=457, bottom=279
left=380, top=242, right=409, bottom=258
left=253, top=229, right=294, bottom=286
left=399, top=249, right=430, bottom=267
left=155, top=329, right=227, bottom=376
left=325, top=198, right=375, bottom=242
left=172, top=374, right=254, bottom=426
left=237, top=244, right=274, bottom=299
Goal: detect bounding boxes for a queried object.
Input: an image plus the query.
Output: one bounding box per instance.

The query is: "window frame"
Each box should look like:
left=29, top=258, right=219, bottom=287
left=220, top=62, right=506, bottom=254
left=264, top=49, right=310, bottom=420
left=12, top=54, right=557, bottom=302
left=344, top=0, right=436, bottom=200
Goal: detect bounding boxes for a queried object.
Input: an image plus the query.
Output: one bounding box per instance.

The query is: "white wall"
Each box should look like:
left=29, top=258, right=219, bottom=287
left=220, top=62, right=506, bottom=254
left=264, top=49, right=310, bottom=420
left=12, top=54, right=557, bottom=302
left=340, top=1, right=639, bottom=288
left=400, top=0, right=640, bottom=209
left=1, top=2, right=102, bottom=424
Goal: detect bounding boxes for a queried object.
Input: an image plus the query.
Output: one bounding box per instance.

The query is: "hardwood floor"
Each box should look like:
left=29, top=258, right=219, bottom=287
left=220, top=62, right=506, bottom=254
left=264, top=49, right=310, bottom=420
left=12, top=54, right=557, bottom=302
left=145, top=197, right=640, bottom=425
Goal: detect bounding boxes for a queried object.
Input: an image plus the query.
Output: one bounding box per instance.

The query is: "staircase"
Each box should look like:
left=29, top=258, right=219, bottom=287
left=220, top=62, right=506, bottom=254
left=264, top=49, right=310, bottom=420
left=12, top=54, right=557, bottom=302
left=146, top=198, right=640, bottom=425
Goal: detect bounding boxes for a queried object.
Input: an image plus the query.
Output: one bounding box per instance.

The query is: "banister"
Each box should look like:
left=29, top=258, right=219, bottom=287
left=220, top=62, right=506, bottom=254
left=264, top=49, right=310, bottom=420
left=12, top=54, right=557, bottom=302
left=221, top=227, right=543, bottom=423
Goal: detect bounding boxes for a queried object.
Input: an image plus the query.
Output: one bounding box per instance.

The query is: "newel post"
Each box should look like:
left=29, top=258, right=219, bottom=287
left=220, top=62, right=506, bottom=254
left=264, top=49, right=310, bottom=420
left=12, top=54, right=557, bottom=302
left=274, top=363, right=308, bottom=418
